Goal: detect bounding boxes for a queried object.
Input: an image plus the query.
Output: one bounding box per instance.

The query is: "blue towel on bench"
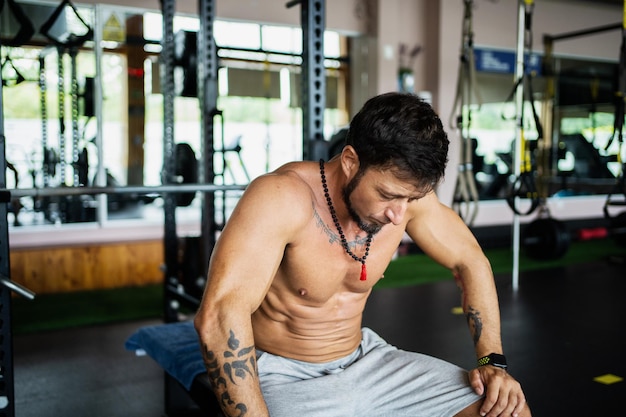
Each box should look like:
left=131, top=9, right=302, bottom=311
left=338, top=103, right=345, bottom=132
left=125, top=321, right=206, bottom=390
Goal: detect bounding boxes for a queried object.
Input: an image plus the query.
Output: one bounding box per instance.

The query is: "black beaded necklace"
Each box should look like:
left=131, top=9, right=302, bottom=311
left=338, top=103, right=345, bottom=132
left=319, top=159, right=372, bottom=281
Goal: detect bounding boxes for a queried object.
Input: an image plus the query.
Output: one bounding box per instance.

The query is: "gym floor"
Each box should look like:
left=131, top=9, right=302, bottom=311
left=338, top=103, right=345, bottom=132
left=13, top=256, right=625, bottom=417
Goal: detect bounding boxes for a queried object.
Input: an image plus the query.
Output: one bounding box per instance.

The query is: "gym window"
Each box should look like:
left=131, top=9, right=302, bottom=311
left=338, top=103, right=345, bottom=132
left=2, top=6, right=350, bottom=231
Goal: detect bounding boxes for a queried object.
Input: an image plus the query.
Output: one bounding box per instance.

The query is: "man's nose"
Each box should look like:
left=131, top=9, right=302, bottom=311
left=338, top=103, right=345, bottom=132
left=384, top=200, right=408, bottom=225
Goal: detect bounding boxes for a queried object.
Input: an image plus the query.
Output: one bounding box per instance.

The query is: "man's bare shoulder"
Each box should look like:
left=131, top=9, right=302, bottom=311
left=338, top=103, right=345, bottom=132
left=253, top=161, right=315, bottom=196
left=237, top=161, right=318, bottom=222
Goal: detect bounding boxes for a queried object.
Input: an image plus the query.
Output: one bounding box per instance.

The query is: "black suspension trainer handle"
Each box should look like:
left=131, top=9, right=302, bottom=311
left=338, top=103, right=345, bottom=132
left=507, top=171, right=540, bottom=216
left=603, top=175, right=626, bottom=219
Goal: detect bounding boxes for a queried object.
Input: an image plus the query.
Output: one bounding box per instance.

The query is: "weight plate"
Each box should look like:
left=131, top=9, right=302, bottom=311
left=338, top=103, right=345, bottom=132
left=522, top=218, right=571, bottom=260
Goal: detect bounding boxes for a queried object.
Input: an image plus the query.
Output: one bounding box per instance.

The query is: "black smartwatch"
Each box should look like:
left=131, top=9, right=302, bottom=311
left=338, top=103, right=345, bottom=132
left=477, top=353, right=508, bottom=370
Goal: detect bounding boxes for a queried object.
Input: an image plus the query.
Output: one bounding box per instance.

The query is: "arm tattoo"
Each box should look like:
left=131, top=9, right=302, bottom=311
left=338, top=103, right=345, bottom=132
left=466, top=305, right=483, bottom=346
left=202, top=329, right=257, bottom=417
left=454, top=274, right=482, bottom=345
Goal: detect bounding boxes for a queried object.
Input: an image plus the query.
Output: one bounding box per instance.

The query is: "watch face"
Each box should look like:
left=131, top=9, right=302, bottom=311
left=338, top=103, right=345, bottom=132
left=489, top=353, right=507, bottom=368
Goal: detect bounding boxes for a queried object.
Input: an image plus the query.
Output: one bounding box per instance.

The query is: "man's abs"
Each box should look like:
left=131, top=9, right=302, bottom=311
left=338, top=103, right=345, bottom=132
left=251, top=288, right=368, bottom=363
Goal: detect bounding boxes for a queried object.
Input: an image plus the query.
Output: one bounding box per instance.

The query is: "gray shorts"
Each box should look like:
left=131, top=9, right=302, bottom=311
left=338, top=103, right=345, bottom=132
left=256, top=328, right=482, bottom=417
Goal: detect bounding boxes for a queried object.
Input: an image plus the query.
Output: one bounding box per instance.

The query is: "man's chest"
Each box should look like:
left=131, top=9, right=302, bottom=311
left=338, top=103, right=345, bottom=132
left=277, top=224, right=405, bottom=301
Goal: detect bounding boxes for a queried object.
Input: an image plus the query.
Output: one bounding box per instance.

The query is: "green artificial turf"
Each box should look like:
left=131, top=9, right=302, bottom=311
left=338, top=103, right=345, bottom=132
left=12, top=284, right=164, bottom=334
left=376, top=238, right=625, bottom=289
left=11, top=239, right=624, bottom=334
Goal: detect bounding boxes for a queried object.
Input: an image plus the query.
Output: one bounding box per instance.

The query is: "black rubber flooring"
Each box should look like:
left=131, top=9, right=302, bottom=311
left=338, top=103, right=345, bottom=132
left=363, top=258, right=626, bottom=417
left=13, top=257, right=626, bottom=416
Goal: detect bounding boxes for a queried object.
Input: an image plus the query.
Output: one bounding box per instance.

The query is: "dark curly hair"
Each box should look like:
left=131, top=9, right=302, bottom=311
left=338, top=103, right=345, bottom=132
left=344, top=92, right=449, bottom=193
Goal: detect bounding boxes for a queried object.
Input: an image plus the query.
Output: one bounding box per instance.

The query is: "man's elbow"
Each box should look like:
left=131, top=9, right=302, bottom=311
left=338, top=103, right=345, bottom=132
left=193, top=306, right=219, bottom=341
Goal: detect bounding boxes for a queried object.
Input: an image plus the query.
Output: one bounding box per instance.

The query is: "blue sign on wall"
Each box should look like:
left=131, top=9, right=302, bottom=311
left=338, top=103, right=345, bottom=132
left=474, top=47, right=542, bottom=75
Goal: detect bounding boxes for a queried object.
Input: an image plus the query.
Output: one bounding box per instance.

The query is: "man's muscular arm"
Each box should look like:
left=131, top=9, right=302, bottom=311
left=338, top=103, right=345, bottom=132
left=406, top=192, right=528, bottom=417
left=406, top=192, right=502, bottom=357
left=194, top=172, right=312, bottom=417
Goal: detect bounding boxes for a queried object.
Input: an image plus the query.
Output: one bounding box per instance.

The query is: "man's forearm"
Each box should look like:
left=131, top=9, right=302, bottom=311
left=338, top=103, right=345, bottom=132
left=454, top=266, right=503, bottom=358
left=198, top=325, right=269, bottom=417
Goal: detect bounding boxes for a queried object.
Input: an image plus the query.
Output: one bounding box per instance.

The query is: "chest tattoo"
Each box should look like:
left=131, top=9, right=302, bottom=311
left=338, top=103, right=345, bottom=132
left=313, top=207, right=369, bottom=252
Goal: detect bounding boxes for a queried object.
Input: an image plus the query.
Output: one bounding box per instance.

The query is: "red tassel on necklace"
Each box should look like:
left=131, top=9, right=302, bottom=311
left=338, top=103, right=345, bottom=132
left=360, top=263, right=367, bottom=281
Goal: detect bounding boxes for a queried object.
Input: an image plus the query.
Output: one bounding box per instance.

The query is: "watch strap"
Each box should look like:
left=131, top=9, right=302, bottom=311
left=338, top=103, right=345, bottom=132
left=477, top=353, right=508, bottom=369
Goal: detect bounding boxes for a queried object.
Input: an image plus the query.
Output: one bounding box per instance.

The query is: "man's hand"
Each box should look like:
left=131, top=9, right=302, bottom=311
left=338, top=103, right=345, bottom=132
left=469, top=366, right=527, bottom=417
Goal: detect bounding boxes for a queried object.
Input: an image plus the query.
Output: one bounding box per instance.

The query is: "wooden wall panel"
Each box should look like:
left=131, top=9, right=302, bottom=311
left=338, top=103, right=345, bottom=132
left=9, top=240, right=164, bottom=294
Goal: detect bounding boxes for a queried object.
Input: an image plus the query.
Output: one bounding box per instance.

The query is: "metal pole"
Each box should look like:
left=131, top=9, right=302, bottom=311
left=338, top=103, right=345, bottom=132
left=93, top=5, right=108, bottom=226
left=198, top=0, right=218, bottom=285
left=161, top=0, right=179, bottom=323
left=4, top=183, right=245, bottom=199
left=0, top=34, right=16, bottom=417
left=512, top=0, right=530, bottom=291
left=545, top=22, right=621, bottom=43
left=0, top=274, right=35, bottom=300
left=288, top=0, right=327, bottom=161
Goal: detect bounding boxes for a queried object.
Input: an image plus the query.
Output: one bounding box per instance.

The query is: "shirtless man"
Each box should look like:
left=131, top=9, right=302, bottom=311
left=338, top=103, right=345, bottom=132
left=194, top=92, right=531, bottom=417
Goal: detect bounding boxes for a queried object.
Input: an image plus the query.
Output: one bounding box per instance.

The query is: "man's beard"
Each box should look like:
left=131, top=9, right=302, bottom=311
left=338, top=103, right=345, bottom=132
left=342, top=174, right=383, bottom=236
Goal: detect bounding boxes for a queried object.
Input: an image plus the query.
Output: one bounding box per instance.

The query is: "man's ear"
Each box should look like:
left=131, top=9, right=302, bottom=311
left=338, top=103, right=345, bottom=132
left=340, top=145, right=360, bottom=179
